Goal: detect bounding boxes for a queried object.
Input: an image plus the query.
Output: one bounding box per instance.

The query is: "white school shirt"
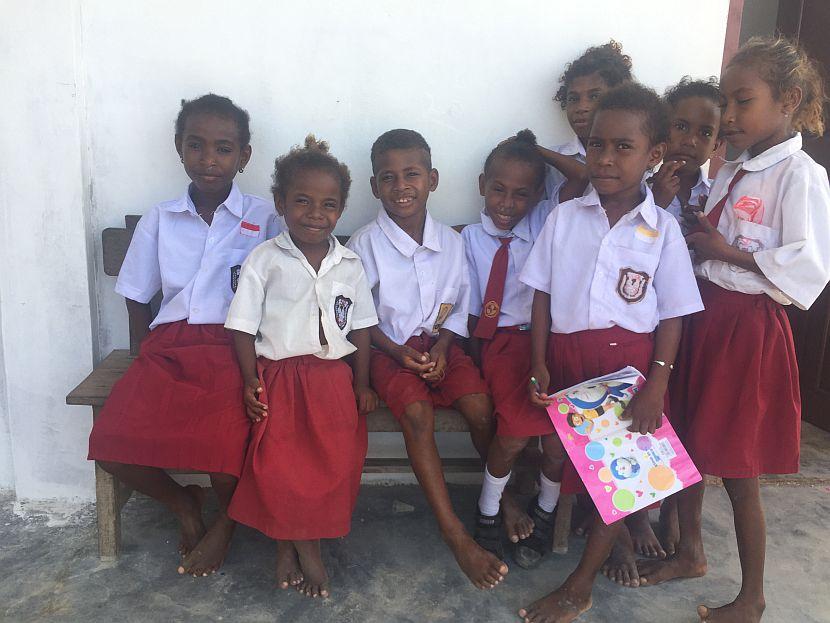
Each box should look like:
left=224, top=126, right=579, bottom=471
left=697, top=133, right=830, bottom=310
left=520, top=186, right=703, bottom=334
left=225, top=232, right=378, bottom=361
left=347, top=209, right=471, bottom=344
left=662, top=167, right=712, bottom=226
left=462, top=199, right=555, bottom=327
left=115, top=182, right=284, bottom=329
left=544, top=135, right=586, bottom=202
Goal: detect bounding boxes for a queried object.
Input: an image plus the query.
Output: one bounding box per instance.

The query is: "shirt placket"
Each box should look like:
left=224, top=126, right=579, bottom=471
left=414, top=249, right=434, bottom=330
left=588, top=208, right=614, bottom=328
left=189, top=208, right=214, bottom=320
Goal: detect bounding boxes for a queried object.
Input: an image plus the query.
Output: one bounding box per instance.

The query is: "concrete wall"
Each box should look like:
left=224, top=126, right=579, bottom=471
left=1, top=0, right=730, bottom=501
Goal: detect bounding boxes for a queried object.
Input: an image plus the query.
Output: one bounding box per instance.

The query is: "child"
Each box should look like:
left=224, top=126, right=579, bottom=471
left=347, top=129, right=506, bottom=590
left=517, top=83, right=703, bottom=622
left=87, top=94, right=283, bottom=576
left=225, top=136, right=378, bottom=599
left=652, top=77, right=723, bottom=235
left=637, top=38, right=830, bottom=623
left=539, top=41, right=633, bottom=203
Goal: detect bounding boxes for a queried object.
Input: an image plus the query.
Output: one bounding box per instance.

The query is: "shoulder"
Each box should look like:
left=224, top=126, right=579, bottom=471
left=461, top=222, right=485, bottom=243
left=239, top=193, right=278, bottom=219
left=781, top=151, right=830, bottom=187
left=245, top=239, right=280, bottom=267
left=347, top=218, right=381, bottom=246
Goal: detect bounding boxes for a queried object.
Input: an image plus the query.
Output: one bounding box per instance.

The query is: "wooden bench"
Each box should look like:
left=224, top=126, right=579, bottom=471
left=66, top=216, right=573, bottom=560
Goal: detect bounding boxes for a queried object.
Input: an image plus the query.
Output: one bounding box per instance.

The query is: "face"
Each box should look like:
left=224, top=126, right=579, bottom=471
left=571, top=413, right=585, bottom=427
left=479, top=158, right=543, bottom=231
left=564, top=72, right=612, bottom=139
left=175, top=113, right=251, bottom=195
left=587, top=109, right=665, bottom=199
left=276, top=168, right=344, bottom=248
left=719, top=63, right=800, bottom=156
left=371, top=148, right=438, bottom=221
left=666, top=96, right=722, bottom=175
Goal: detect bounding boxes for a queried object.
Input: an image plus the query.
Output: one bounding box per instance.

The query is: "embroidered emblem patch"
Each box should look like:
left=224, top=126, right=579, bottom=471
left=240, top=221, right=261, bottom=237
left=617, top=268, right=650, bottom=303
left=230, top=265, right=241, bottom=292
left=334, top=295, right=353, bottom=330
left=733, top=235, right=762, bottom=253
left=483, top=300, right=500, bottom=318
left=432, top=303, right=454, bottom=334
left=733, top=195, right=764, bottom=224
left=634, top=224, right=659, bottom=244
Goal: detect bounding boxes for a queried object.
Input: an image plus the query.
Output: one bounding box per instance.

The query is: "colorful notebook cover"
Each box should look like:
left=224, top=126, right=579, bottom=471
left=546, top=366, right=701, bottom=525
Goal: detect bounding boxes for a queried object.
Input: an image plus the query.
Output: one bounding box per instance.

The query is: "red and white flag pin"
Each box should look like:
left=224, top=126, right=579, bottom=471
left=240, top=221, right=261, bottom=237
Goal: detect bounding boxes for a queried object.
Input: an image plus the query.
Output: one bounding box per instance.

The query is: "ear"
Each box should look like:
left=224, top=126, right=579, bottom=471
left=174, top=135, right=183, bottom=159
left=370, top=176, right=380, bottom=199
left=274, top=193, right=286, bottom=217
left=429, top=168, right=439, bottom=192
left=712, top=136, right=725, bottom=155
left=239, top=144, right=252, bottom=169
left=782, top=85, right=803, bottom=117
left=647, top=141, right=667, bottom=170
left=478, top=173, right=486, bottom=197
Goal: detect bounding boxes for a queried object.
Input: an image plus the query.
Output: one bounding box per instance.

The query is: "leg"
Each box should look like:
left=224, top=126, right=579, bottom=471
left=294, top=539, right=330, bottom=598
left=178, top=472, right=238, bottom=576
left=697, top=477, right=766, bottom=622
left=601, top=523, right=641, bottom=587
left=658, top=496, right=680, bottom=557
left=276, top=540, right=304, bottom=589
left=483, top=435, right=534, bottom=543
left=453, top=392, right=495, bottom=461
left=97, top=460, right=205, bottom=557
left=400, top=400, right=507, bottom=589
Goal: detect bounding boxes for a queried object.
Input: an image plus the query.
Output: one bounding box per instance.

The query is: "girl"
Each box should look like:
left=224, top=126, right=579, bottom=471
left=88, top=94, right=283, bottom=576
left=225, top=136, right=378, bottom=599
left=517, top=83, right=703, bottom=622
left=638, top=38, right=830, bottom=623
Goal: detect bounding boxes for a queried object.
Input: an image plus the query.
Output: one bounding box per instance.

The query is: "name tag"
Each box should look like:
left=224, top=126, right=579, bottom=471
left=240, top=221, right=261, bottom=237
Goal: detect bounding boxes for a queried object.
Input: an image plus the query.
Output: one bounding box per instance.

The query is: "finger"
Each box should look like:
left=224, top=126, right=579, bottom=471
left=664, top=159, right=685, bottom=176
left=695, top=211, right=717, bottom=231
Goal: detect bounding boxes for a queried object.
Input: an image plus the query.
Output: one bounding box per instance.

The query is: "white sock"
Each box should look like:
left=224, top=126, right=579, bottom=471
left=478, top=467, right=511, bottom=516
left=538, top=472, right=561, bottom=513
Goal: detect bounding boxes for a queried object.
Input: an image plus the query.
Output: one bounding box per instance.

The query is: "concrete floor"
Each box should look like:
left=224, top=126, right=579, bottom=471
left=2, top=425, right=830, bottom=623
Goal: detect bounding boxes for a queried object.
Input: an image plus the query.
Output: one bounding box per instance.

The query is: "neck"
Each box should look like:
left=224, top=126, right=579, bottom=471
left=190, top=183, right=232, bottom=213
left=388, top=209, right=427, bottom=245
left=749, top=127, right=795, bottom=158
left=598, top=184, right=645, bottom=227
left=290, top=232, right=330, bottom=272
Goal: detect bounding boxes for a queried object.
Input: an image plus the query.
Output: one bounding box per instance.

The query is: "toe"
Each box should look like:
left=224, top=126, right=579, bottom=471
left=696, top=605, right=710, bottom=621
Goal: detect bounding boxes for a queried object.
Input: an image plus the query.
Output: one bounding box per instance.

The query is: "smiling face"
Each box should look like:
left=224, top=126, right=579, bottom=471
left=276, top=168, right=344, bottom=250
left=564, top=72, right=612, bottom=139
left=479, top=157, right=543, bottom=231
left=370, top=148, right=438, bottom=224
left=666, top=96, right=722, bottom=175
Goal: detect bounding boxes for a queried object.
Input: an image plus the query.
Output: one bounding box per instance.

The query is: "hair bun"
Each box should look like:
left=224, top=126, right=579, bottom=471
left=514, top=129, right=538, bottom=145
left=303, top=134, right=330, bottom=154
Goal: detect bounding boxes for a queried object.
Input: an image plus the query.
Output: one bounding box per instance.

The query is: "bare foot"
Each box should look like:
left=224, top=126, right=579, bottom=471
left=637, top=550, right=707, bottom=586
left=276, top=541, right=304, bottom=589
left=294, top=540, right=330, bottom=598
left=174, top=485, right=206, bottom=556
left=178, top=514, right=235, bottom=576
left=601, top=525, right=640, bottom=587
left=626, top=510, right=665, bottom=559
left=502, top=489, right=534, bottom=543
left=447, top=532, right=508, bottom=590
left=697, top=597, right=765, bottom=622
left=657, top=502, right=680, bottom=557
left=572, top=497, right=592, bottom=537
left=518, top=581, right=592, bottom=623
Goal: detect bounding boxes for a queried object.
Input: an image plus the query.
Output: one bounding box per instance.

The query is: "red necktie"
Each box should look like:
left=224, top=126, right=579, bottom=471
left=704, top=168, right=748, bottom=229
left=474, top=237, right=512, bottom=340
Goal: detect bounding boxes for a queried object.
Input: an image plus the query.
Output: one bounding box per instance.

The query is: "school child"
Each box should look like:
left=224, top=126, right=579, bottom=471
left=517, top=83, right=703, bottom=622
left=225, top=136, right=377, bottom=599
left=637, top=38, right=830, bottom=623
left=652, top=77, right=724, bottom=235
left=346, top=129, right=505, bottom=590
left=538, top=40, right=633, bottom=202
left=87, top=94, right=283, bottom=576
left=465, top=130, right=586, bottom=569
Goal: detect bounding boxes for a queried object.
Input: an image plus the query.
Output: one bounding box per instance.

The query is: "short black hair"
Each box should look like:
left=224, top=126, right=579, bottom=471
left=483, top=129, right=546, bottom=188
left=271, top=134, right=352, bottom=206
left=175, top=93, right=251, bottom=146
left=555, top=40, right=633, bottom=109
left=595, top=82, right=669, bottom=145
left=664, top=76, right=722, bottom=109
left=370, top=129, right=432, bottom=173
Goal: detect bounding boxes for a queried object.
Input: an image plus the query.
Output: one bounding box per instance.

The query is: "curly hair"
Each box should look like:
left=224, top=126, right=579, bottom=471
left=370, top=129, right=432, bottom=173
left=729, top=36, right=827, bottom=135
left=554, top=40, right=633, bottom=109
left=175, top=93, right=251, bottom=146
left=664, top=76, right=722, bottom=109
left=482, top=129, right=546, bottom=188
left=271, top=135, right=352, bottom=206
left=596, top=82, right=670, bottom=145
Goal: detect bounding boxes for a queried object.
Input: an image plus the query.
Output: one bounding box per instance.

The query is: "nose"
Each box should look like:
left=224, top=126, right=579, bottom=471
left=722, top=101, right=736, bottom=125
left=597, top=145, right=615, bottom=166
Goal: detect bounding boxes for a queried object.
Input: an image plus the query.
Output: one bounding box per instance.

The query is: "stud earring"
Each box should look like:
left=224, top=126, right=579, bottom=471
left=238, top=168, right=244, bottom=173
left=180, top=157, right=184, bottom=163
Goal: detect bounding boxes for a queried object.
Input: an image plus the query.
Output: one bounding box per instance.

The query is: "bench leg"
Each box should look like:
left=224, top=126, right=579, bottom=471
left=92, top=406, right=121, bottom=561
left=552, top=493, right=574, bottom=554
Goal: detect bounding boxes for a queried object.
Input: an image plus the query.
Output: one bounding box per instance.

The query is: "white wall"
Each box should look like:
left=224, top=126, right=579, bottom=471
left=1, top=0, right=730, bottom=500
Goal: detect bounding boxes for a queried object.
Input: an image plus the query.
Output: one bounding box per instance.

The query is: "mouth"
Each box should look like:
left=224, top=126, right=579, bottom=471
left=197, top=174, right=222, bottom=183
left=393, top=196, right=416, bottom=208
left=720, top=129, right=742, bottom=139
left=490, top=212, right=516, bottom=227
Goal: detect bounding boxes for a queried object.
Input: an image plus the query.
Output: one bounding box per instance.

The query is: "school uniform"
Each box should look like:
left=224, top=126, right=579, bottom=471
left=463, top=200, right=555, bottom=437
left=662, top=167, right=711, bottom=234
left=347, top=209, right=487, bottom=419
left=673, top=133, right=830, bottom=478
left=225, top=232, right=378, bottom=540
left=520, top=185, right=703, bottom=491
left=88, top=183, right=283, bottom=477
left=544, top=135, right=586, bottom=202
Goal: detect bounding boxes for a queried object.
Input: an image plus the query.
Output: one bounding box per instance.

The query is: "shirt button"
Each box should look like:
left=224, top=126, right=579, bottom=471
left=192, top=308, right=199, bottom=313
left=208, top=237, right=214, bottom=243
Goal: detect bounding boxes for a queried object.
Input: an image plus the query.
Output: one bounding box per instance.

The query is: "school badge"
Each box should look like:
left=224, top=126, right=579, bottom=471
left=616, top=268, right=649, bottom=304
left=230, top=265, right=241, bottom=293
left=432, top=303, right=454, bottom=334
left=483, top=300, right=500, bottom=318
left=334, top=295, right=353, bottom=330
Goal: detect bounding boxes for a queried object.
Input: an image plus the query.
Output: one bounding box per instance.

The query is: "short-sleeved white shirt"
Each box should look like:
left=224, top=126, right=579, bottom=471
left=544, top=135, right=586, bottom=202
left=661, top=167, right=711, bottom=231
left=225, top=232, right=378, bottom=361
left=462, top=200, right=554, bottom=327
left=347, top=209, right=471, bottom=344
left=115, top=183, right=284, bottom=329
left=696, top=133, right=830, bottom=310
left=520, top=185, right=703, bottom=334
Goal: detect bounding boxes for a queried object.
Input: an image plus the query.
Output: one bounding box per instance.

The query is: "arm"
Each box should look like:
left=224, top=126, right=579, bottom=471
left=528, top=289, right=554, bottom=407
left=125, top=298, right=153, bottom=350
left=369, top=325, right=434, bottom=374
left=650, top=160, right=684, bottom=208
left=348, top=327, right=378, bottom=414
left=230, top=329, right=268, bottom=423
left=686, top=213, right=763, bottom=274
left=537, top=147, right=589, bottom=203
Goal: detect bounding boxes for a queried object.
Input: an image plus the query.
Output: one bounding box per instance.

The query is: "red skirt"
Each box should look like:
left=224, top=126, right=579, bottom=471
left=228, top=355, right=367, bottom=540
left=671, top=280, right=801, bottom=477
left=87, top=321, right=250, bottom=477
left=370, top=333, right=488, bottom=420
left=481, top=328, right=554, bottom=437
left=547, top=327, right=656, bottom=494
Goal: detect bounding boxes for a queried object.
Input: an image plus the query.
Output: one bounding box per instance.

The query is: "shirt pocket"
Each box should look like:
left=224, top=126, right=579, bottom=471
left=431, top=286, right=459, bottom=333
left=731, top=219, right=780, bottom=254
left=331, top=281, right=357, bottom=333
left=226, top=248, right=252, bottom=297
left=610, top=248, right=659, bottom=305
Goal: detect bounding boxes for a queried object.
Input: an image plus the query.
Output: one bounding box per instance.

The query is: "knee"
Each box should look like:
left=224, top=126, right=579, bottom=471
left=458, top=394, right=494, bottom=431
left=400, top=401, right=435, bottom=439
left=495, top=435, right=530, bottom=462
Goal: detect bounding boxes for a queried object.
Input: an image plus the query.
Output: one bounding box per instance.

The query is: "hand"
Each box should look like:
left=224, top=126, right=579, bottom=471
left=651, top=160, right=684, bottom=208
left=243, top=377, right=268, bottom=423
left=528, top=365, right=554, bottom=407
left=681, top=194, right=707, bottom=230
left=624, top=385, right=664, bottom=435
left=393, top=344, right=435, bottom=374
left=686, top=212, right=732, bottom=263
left=354, top=384, right=378, bottom=415
left=421, top=343, right=448, bottom=384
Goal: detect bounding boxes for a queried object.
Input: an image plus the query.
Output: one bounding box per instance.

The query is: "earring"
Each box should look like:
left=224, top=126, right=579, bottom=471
left=180, top=157, right=184, bottom=163
left=238, top=168, right=244, bottom=173
left=784, top=112, right=789, bottom=117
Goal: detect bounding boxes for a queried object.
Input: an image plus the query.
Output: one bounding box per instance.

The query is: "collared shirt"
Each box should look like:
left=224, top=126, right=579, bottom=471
left=520, top=186, right=703, bottom=334
left=544, top=134, right=586, bottom=201
left=225, top=232, right=378, bottom=361
left=462, top=199, right=554, bottom=326
left=347, top=209, right=471, bottom=344
left=697, top=133, right=830, bottom=310
left=662, top=167, right=712, bottom=233
left=115, top=183, right=284, bottom=329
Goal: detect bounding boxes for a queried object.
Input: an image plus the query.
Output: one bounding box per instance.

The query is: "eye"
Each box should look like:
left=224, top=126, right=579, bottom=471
left=187, top=142, right=200, bottom=150
left=296, top=197, right=309, bottom=205
left=587, top=139, right=602, bottom=149
left=701, top=129, right=713, bottom=138
left=381, top=174, right=393, bottom=182
left=589, top=93, right=600, bottom=100
left=617, top=142, right=632, bottom=150
left=406, top=171, right=420, bottom=178
left=567, top=94, right=578, bottom=103
left=324, top=201, right=338, bottom=210
left=673, top=121, right=687, bottom=131
left=737, top=98, right=753, bottom=105
left=218, top=146, right=233, bottom=154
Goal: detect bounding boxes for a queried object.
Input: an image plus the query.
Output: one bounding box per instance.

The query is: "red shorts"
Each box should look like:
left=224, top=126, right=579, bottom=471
left=481, top=327, right=554, bottom=437
left=370, top=333, right=488, bottom=420
left=228, top=355, right=367, bottom=540
left=87, top=321, right=250, bottom=477
left=671, top=280, right=800, bottom=478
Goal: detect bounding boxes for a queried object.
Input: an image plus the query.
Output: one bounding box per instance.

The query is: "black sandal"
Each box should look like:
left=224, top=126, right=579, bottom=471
left=513, top=495, right=556, bottom=569
left=474, top=509, right=505, bottom=561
